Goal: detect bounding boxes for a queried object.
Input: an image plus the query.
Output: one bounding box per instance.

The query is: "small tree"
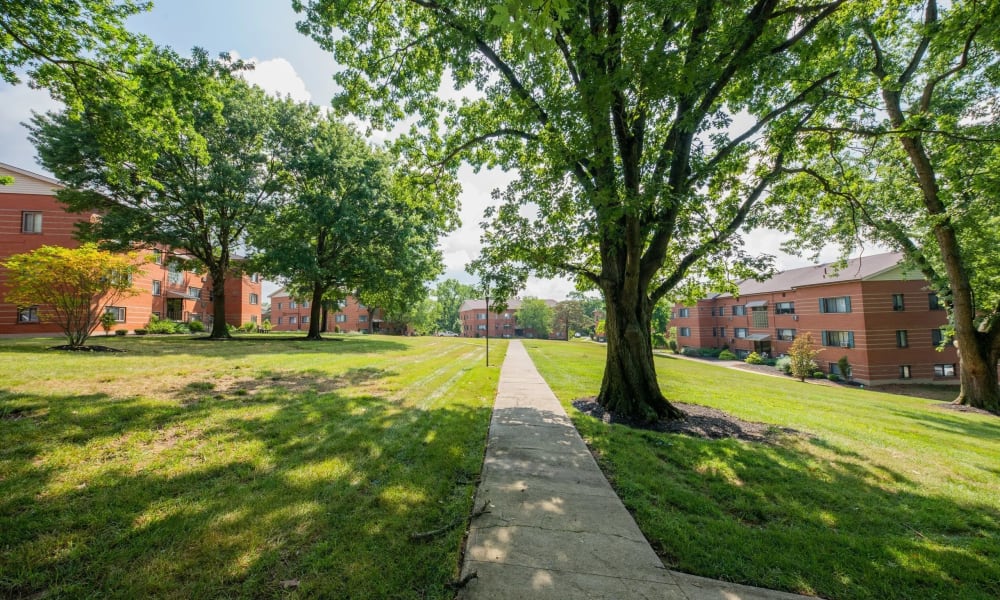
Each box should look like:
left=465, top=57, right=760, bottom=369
left=837, top=356, right=851, bottom=381
left=789, top=332, right=823, bottom=382
left=517, top=298, right=553, bottom=339
left=2, top=244, right=141, bottom=347
left=100, top=311, right=116, bottom=336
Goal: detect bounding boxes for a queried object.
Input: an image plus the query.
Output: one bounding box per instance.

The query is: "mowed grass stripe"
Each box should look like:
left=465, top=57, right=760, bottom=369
left=524, top=339, right=1000, bottom=600
left=0, top=335, right=500, bottom=599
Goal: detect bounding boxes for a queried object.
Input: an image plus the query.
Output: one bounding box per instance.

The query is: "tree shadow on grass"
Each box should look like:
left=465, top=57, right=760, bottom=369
left=580, top=421, right=1000, bottom=600
left=884, top=406, right=1000, bottom=438
left=0, top=384, right=492, bottom=599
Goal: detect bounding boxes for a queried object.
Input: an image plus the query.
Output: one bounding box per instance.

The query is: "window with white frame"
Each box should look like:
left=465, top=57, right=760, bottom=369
left=896, top=330, right=908, bottom=348
left=900, top=365, right=911, bottom=379
left=249, top=293, right=259, bottom=305
left=934, top=364, right=956, bottom=377
left=735, top=327, right=748, bottom=338
left=476, top=312, right=487, bottom=319
left=733, top=305, right=746, bottom=316
left=718, top=327, right=726, bottom=338
left=290, top=301, right=297, bottom=309
left=301, top=316, right=309, bottom=323
left=289, top=316, right=297, bottom=324
left=167, top=263, right=182, bottom=285
left=105, top=306, right=126, bottom=322
left=17, top=307, right=40, bottom=323
left=152, top=280, right=161, bottom=296
left=477, top=324, right=487, bottom=330
left=678, top=327, right=691, bottom=337
left=718, top=306, right=726, bottom=316
left=21, top=211, right=42, bottom=233
left=189, top=286, right=201, bottom=300
left=335, top=314, right=347, bottom=323
left=277, top=302, right=283, bottom=309
left=774, top=301, right=795, bottom=315
left=678, top=308, right=690, bottom=318
left=776, top=328, right=795, bottom=341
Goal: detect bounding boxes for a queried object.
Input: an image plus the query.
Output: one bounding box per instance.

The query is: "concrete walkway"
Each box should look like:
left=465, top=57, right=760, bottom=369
left=458, top=340, right=815, bottom=600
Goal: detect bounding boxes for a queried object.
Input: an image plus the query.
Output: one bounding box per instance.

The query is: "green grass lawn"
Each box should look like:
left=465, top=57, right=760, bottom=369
left=0, top=334, right=506, bottom=599
left=525, top=340, right=1000, bottom=600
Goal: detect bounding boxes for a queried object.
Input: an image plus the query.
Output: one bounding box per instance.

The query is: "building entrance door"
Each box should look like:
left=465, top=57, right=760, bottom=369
left=166, top=298, right=183, bottom=321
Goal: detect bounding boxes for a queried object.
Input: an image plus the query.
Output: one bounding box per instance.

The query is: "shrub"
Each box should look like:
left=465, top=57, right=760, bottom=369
left=828, top=373, right=841, bottom=382
left=763, top=358, right=778, bottom=367
left=718, top=350, right=737, bottom=360
left=789, top=332, right=823, bottom=382
left=775, top=356, right=792, bottom=375
left=838, top=356, right=851, bottom=381
left=667, top=339, right=678, bottom=353
left=100, top=312, right=117, bottom=336
left=134, top=329, right=147, bottom=335
left=188, top=320, right=206, bottom=333
left=261, top=319, right=272, bottom=332
left=652, top=332, right=667, bottom=348
left=240, top=322, right=256, bottom=333
left=147, top=316, right=181, bottom=334
left=115, top=329, right=127, bottom=336
left=700, top=347, right=722, bottom=358
left=745, top=352, right=764, bottom=365
left=813, top=371, right=825, bottom=379
left=681, top=347, right=700, bottom=357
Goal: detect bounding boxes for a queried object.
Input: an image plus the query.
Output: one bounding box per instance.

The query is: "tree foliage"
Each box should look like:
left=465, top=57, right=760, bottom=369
left=295, top=0, right=846, bottom=422
left=2, top=243, right=141, bottom=347
left=788, top=332, right=822, bottom=382
left=30, top=47, right=282, bottom=339
left=517, top=298, right=553, bottom=338
left=433, top=278, right=478, bottom=334
left=250, top=103, right=456, bottom=339
left=779, top=0, right=1000, bottom=412
left=552, top=300, right=589, bottom=338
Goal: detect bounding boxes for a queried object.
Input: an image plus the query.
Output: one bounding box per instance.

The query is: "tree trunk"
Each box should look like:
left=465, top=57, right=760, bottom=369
left=320, top=301, right=329, bottom=332
left=208, top=269, right=231, bottom=339
left=597, top=291, right=684, bottom=423
left=306, top=282, right=325, bottom=340
left=954, top=333, right=1000, bottom=414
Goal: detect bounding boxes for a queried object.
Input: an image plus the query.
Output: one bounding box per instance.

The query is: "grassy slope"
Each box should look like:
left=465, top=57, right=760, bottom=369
left=0, top=334, right=506, bottom=599
left=525, top=340, right=1000, bottom=600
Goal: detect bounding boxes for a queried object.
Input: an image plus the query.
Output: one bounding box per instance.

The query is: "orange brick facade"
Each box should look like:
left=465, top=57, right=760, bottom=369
left=457, top=298, right=562, bottom=339
left=268, top=291, right=410, bottom=334
left=669, top=254, right=960, bottom=386
left=0, top=163, right=260, bottom=335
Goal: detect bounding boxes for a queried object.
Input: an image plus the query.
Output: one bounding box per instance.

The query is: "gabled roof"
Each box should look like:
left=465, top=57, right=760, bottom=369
left=459, top=298, right=559, bottom=312
left=724, top=252, right=910, bottom=297
left=268, top=287, right=287, bottom=298
left=0, top=162, right=63, bottom=196
left=0, top=161, right=62, bottom=186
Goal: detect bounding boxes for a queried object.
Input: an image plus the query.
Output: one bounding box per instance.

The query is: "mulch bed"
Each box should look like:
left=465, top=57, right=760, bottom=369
left=49, top=345, right=126, bottom=353
left=572, top=398, right=798, bottom=443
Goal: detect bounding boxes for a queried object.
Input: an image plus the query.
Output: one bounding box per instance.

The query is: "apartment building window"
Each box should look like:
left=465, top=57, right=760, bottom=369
left=711, top=308, right=717, bottom=317
left=152, top=280, right=161, bottom=296
left=934, top=364, right=956, bottom=377
left=167, top=263, right=182, bottom=285
left=277, top=317, right=283, bottom=325
left=17, top=307, right=40, bottom=323
left=678, top=308, right=690, bottom=318
left=335, top=314, right=347, bottom=323
left=678, top=327, right=691, bottom=337
left=189, top=286, right=201, bottom=300
left=774, top=302, right=795, bottom=315
left=718, top=327, right=726, bottom=338
left=819, top=296, right=852, bottom=313
left=751, top=307, right=768, bottom=328
left=21, top=211, right=43, bottom=233
left=359, top=315, right=368, bottom=323
left=892, top=294, right=905, bottom=311
left=477, top=324, right=487, bottom=330
left=776, top=328, right=795, bottom=341
left=929, top=293, right=943, bottom=310
left=289, top=316, right=297, bottom=324
left=718, top=306, right=726, bottom=316
left=829, top=362, right=852, bottom=378
left=249, top=293, right=259, bottom=305
left=277, top=302, right=283, bottom=309
left=290, top=301, right=297, bottom=309
left=301, top=316, right=309, bottom=324
left=251, top=315, right=258, bottom=324
left=712, top=327, right=717, bottom=337
left=105, top=306, right=126, bottom=322
left=900, top=365, right=911, bottom=379
left=733, top=305, right=746, bottom=316
left=896, top=330, right=908, bottom=348
left=931, top=329, right=944, bottom=347
left=821, top=330, right=854, bottom=348
left=251, top=273, right=260, bottom=283
left=477, top=312, right=487, bottom=319
left=301, top=301, right=309, bottom=308
left=154, top=249, right=164, bottom=264
left=735, top=328, right=748, bottom=338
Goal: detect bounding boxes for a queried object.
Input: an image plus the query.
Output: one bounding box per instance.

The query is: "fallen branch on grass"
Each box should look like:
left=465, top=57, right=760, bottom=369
left=409, top=499, right=491, bottom=542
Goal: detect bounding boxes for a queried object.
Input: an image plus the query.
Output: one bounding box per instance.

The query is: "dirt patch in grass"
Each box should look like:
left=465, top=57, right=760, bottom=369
left=934, top=402, right=997, bottom=417
left=572, top=398, right=798, bottom=443
left=170, top=368, right=395, bottom=404
left=49, top=344, right=126, bottom=353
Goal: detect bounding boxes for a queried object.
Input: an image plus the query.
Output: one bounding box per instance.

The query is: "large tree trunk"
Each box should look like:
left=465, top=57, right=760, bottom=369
left=306, top=282, right=325, bottom=340
left=954, top=332, right=1000, bottom=414
left=208, top=268, right=231, bottom=339
left=598, top=290, right=684, bottom=423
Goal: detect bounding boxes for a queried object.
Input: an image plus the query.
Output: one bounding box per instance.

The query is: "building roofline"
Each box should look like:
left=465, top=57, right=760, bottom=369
left=0, top=161, right=63, bottom=187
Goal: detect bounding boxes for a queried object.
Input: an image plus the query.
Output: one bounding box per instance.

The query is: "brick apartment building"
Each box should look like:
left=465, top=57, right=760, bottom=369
left=0, top=162, right=261, bottom=335
left=268, top=289, right=410, bottom=334
left=669, top=252, right=960, bottom=386
left=458, top=298, right=561, bottom=339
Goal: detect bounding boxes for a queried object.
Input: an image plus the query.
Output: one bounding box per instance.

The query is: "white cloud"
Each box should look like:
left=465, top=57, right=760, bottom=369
left=230, top=51, right=311, bottom=103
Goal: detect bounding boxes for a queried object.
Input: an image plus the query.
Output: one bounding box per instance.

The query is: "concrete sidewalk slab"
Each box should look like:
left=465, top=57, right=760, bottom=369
left=457, top=339, right=818, bottom=600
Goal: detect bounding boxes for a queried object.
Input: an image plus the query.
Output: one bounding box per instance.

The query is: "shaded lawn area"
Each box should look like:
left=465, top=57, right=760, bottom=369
left=525, top=340, right=1000, bottom=600
left=0, top=334, right=507, bottom=599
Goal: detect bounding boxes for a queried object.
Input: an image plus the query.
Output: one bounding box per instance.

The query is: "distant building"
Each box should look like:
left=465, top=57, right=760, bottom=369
left=0, top=162, right=261, bottom=334
left=458, top=298, right=560, bottom=339
left=669, top=252, right=960, bottom=386
left=268, top=289, right=410, bottom=334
